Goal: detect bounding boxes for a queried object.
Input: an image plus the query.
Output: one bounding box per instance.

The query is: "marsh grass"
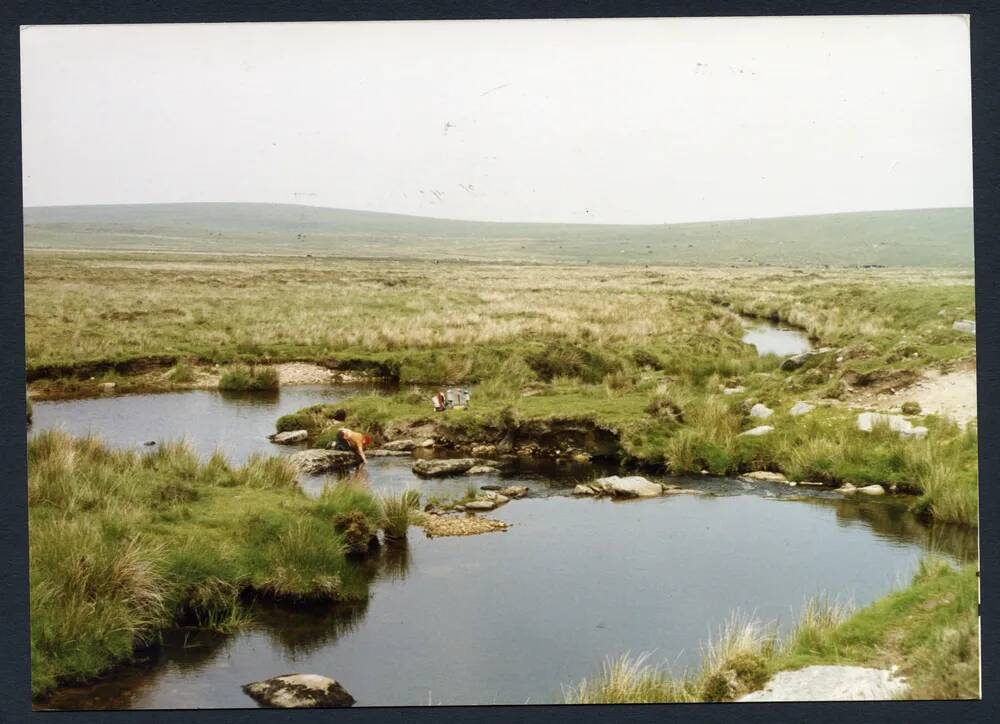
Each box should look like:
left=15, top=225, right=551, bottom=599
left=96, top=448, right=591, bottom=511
left=218, top=365, right=279, bottom=391
left=29, top=430, right=385, bottom=697
left=378, top=489, right=418, bottom=542
left=568, top=560, right=977, bottom=703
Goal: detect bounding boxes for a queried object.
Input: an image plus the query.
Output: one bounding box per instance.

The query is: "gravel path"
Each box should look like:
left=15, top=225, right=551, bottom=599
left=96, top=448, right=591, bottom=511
left=739, top=665, right=907, bottom=702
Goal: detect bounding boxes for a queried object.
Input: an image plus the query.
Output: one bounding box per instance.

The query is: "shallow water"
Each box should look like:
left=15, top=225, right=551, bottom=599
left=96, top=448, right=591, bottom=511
left=742, top=321, right=812, bottom=357
left=31, top=388, right=972, bottom=709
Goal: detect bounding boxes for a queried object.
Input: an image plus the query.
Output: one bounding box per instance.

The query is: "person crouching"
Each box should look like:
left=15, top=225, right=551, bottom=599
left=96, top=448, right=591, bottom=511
left=334, top=427, right=371, bottom=464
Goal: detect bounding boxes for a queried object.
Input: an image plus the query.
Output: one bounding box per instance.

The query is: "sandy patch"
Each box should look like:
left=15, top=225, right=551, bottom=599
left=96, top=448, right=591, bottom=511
left=855, top=366, right=977, bottom=428
left=419, top=513, right=509, bottom=537
left=739, top=665, right=907, bottom=702
left=274, top=362, right=335, bottom=385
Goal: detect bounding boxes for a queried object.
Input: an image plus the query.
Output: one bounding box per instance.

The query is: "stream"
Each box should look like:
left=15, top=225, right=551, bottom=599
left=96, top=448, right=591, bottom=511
left=30, top=386, right=974, bottom=708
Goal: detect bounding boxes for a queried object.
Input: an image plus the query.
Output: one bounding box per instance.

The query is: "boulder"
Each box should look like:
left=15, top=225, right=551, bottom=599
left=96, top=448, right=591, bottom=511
left=789, top=401, right=815, bottom=417
left=573, top=484, right=599, bottom=496
left=464, top=499, right=497, bottom=511
left=465, top=465, right=500, bottom=475
left=499, top=485, right=529, bottom=499
left=595, top=475, right=662, bottom=498
left=242, top=674, right=355, bottom=708
left=741, top=471, right=787, bottom=483
left=856, top=412, right=913, bottom=435
left=837, top=483, right=857, bottom=494
left=289, top=449, right=357, bottom=474
left=738, top=425, right=774, bottom=437
left=858, top=484, right=886, bottom=496
left=750, top=403, right=774, bottom=419
left=382, top=439, right=416, bottom=452
left=952, top=319, right=976, bottom=335
left=272, top=429, right=308, bottom=445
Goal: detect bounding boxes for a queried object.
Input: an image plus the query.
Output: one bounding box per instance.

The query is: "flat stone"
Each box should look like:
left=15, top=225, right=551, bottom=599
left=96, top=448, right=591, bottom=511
left=289, top=449, right=357, bottom=474
left=789, top=401, right=815, bottom=416
left=242, top=673, right=355, bottom=708
left=739, top=425, right=774, bottom=437
left=381, top=439, right=416, bottom=452
left=412, top=458, right=478, bottom=478
left=464, top=499, right=496, bottom=511
left=465, top=465, right=500, bottom=475
left=856, top=412, right=912, bottom=435
left=837, top=483, right=857, bottom=494
left=750, top=403, right=774, bottom=419
left=272, top=429, right=309, bottom=444
left=499, top=485, right=529, bottom=499
left=741, top=471, right=787, bottom=483
left=594, top=475, right=662, bottom=498
left=738, top=665, right=907, bottom=702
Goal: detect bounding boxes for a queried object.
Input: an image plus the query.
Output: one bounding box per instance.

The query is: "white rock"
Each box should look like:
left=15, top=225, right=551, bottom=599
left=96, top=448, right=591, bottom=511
left=789, top=401, right=815, bottom=417
left=272, top=429, right=308, bottom=444
left=750, top=403, right=774, bottom=419
left=858, top=484, right=886, bottom=495
left=573, top=484, right=598, bottom=496
left=594, top=475, right=662, bottom=498
left=838, top=483, right=857, bottom=494
left=242, top=673, right=355, bottom=708
left=738, top=665, right=907, bottom=702
left=856, top=412, right=912, bottom=435
left=382, top=439, right=416, bottom=452
left=952, top=319, right=976, bottom=335
left=739, top=425, right=774, bottom=437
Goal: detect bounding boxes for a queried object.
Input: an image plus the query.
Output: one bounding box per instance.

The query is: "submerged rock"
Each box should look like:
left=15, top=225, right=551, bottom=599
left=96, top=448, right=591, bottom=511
left=738, top=425, right=774, bottom=437
left=738, top=665, right=906, bottom=702
left=464, top=499, right=497, bottom=511
left=271, top=429, right=308, bottom=445
left=289, top=449, right=357, bottom=474
left=242, top=673, right=355, bottom=708
left=749, top=403, right=774, bottom=419
left=499, top=485, right=529, bottom=499
left=465, top=465, right=500, bottom=475
left=789, top=401, right=815, bottom=417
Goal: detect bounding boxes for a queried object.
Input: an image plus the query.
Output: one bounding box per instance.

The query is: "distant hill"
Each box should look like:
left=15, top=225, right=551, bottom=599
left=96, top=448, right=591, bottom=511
left=22, top=203, right=974, bottom=267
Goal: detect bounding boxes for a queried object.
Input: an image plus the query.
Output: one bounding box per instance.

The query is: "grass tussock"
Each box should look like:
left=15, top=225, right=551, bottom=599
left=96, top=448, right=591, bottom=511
left=567, top=559, right=978, bottom=703
left=28, top=430, right=392, bottom=697
left=218, top=365, right=279, bottom=391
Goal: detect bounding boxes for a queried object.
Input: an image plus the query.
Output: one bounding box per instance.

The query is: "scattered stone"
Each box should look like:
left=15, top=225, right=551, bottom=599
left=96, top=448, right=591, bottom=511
left=858, top=484, right=886, bottom=496
left=242, top=674, right=355, bottom=708
left=421, top=514, right=509, bottom=537
left=750, top=403, right=774, bottom=419
left=856, top=412, right=914, bottom=435
left=289, top=449, right=357, bottom=474
left=738, top=425, right=774, bottom=437
left=952, top=319, right=976, bottom=335
left=722, top=386, right=746, bottom=395
left=595, top=475, right=663, bottom=498
left=271, top=430, right=309, bottom=445
left=789, top=401, right=815, bottom=417
left=738, top=665, right=907, bottom=702
left=499, top=485, right=529, bottom=499
left=465, top=465, right=500, bottom=475
left=741, top=471, right=787, bottom=483
left=382, top=439, right=416, bottom=452
left=471, top=444, right=498, bottom=457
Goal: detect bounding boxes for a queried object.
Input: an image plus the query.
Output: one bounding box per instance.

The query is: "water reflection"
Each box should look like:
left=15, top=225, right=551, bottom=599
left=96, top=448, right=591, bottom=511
left=742, top=322, right=812, bottom=357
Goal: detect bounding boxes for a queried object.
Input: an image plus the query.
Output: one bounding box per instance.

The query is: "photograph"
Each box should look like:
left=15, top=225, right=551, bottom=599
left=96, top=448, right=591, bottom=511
left=20, top=14, right=979, bottom=709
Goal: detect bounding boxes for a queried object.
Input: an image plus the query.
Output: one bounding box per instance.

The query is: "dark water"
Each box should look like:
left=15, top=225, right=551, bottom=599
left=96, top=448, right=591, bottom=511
left=742, top=322, right=812, bottom=357
left=31, top=388, right=973, bottom=709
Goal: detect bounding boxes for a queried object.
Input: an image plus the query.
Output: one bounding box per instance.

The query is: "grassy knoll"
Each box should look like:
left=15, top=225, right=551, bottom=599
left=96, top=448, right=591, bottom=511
left=567, top=558, right=979, bottom=703
left=28, top=429, right=414, bottom=698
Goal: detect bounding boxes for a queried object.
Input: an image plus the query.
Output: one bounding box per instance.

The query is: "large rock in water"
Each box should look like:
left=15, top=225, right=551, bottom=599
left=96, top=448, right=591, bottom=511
left=412, top=458, right=479, bottom=477
left=289, top=449, right=357, bottom=474
left=595, top=475, right=663, bottom=498
left=242, top=673, right=355, bottom=708
left=271, top=430, right=308, bottom=444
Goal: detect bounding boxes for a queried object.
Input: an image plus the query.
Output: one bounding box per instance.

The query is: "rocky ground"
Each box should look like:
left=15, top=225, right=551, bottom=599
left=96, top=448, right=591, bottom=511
left=851, top=364, right=977, bottom=428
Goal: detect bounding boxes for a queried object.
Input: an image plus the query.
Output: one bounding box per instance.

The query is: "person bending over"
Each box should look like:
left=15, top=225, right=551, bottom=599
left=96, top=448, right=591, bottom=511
left=334, top=427, right=371, bottom=464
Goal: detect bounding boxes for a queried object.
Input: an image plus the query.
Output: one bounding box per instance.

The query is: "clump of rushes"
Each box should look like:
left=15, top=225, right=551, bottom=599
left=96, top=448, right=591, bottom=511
left=167, top=363, right=196, bottom=384
left=378, top=489, right=419, bottom=543
left=29, top=430, right=385, bottom=698
left=218, top=365, right=279, bottom=391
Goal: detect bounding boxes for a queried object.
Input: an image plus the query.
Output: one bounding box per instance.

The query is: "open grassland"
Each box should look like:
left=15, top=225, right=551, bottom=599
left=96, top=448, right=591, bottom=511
left=25, top=253, right=978, bottom=524
left=28, top=429, right=414, bottom=698
left=567, top=558, right=979, bottom=703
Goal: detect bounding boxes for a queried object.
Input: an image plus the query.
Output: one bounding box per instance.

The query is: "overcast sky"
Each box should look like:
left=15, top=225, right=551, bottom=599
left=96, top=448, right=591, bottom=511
left=20, top=15, right=972, bottom=224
